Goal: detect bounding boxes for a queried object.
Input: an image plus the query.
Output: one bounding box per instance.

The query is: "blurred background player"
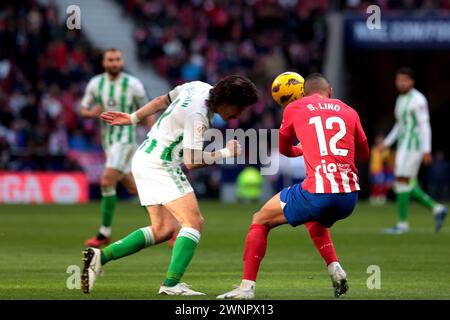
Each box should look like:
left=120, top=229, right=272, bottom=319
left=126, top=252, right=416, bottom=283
left=82, top=75, right=259, bottom=295
left=380, top=67, right=448, bottom=234
left=218, top=73, right=370, bottom=299
left=369, top=135, right=395, bottom=205
left=80, top=48, right=152, bottom=247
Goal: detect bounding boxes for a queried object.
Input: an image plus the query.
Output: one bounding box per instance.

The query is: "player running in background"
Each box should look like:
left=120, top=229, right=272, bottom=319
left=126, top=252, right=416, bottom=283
left=80, top=48, right=155, bottom=248
left=82, top=75, right=259, bottom=295
left=380, top=67, right=447, bottom=234
left=218, top=73, right=369, bottom=299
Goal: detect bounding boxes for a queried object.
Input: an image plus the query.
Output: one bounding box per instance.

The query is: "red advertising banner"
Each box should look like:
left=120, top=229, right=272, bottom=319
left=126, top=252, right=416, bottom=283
left=0, top=172, right=88, bottom=204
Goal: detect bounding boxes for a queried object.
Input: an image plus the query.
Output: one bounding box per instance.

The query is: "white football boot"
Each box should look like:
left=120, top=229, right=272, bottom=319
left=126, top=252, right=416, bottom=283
left=217, top=280, right=255, bottom=299
left=383, top=222, right=410, bottom=234
left=81, top=248, right=103, bottom=293
left=433, top=204, right=448, bottom=233
left=159, top=282, right=206, bottom=296
left=328, top=262, right=349, bottom=298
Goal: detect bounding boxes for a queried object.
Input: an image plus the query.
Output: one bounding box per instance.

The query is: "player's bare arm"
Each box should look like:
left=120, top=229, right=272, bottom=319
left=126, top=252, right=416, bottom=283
left=183, top=140, right=241, bottom=170
left=100, top=94, right=170, bottom=125
left=80, top=105, right=103, bottom=118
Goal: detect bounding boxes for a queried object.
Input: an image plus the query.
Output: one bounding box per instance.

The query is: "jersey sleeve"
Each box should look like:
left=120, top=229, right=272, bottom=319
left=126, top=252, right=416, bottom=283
left=80, top=78, right=97, bottom=109
left=279, top=105, right=295, bottom=138
left=183, top=112, right=209, bottom=150
left=413, top=97, right=432, bottom=153
left=168, top=84, right=186, bottom=104
left=279, top=106, right=303, bottom=157
left=133, top=79, right=148, bottom=107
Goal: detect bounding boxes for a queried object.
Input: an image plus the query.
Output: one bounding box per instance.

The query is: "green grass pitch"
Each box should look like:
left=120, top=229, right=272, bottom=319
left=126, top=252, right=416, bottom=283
left=0, top=200, right=449, bottom=300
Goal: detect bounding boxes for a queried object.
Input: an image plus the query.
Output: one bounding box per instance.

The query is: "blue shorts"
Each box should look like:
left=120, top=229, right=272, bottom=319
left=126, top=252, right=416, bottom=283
left=280, top=183, right=358, bottom=228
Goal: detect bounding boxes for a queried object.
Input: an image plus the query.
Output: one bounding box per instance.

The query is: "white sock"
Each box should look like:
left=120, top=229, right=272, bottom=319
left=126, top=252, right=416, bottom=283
left=433, top=204, right=445, bottom=215
left=178, top=227, right=201, bottom=244
left=327, top=261, right=342, bottom=275
left=240, top=279, right=255, bottom=290
left=140, top=226, right=155, bottom=247
left=397, top=222, right=409, bottom=229
left=99, top=226, right=112, bottom=237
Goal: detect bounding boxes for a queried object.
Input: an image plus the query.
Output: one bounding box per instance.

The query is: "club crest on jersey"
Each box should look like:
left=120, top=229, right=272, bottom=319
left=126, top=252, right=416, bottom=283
left=107, top=99, right=116, bottom=107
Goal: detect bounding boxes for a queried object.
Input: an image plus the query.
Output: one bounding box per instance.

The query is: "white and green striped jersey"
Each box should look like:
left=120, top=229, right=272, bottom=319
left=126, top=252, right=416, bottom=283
left=81, top=72, right=148, bottom=148
left=137, top=81, right=214, bottom=166
left=384, top=88, right=432, bottom=153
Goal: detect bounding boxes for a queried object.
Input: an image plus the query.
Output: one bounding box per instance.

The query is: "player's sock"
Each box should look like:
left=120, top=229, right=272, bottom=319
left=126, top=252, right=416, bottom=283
left=98, top=226, right=111, bottom=239
left=327, top=261, right=343, bottom=275
left=409, top=179, right=436, bottom=210
left=305, top=222, right=338, bottom=265
left=395, top=182, right=412, bottom=223
left=100, top=226, right=154, bottom=265
left=242, top=224, right=270, bottom=281
left=163, top=227, right=201, bottom=287
left=100, top=187, right=117, bottom=236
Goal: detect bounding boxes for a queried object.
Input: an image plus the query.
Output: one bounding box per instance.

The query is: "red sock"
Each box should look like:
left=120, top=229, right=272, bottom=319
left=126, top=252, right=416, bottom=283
left=242, top=224, right=270, bottom=281
left=305, top=221, right=338, bottom=266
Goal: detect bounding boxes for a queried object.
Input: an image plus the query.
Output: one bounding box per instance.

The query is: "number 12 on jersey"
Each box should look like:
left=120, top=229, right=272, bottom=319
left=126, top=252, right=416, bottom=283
left=308, top=116, right=348, bottom=156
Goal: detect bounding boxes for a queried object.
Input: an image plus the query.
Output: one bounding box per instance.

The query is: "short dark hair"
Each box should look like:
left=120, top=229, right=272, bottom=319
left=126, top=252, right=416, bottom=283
left=305, top=73, right=328, bottom=83
left=304, top=73, right=330, bottom=96
left=396, top=67, right=414, bottom=80
left=208, top=75, right=258, bottom=110
left=103, top=48, right=121, bottom=57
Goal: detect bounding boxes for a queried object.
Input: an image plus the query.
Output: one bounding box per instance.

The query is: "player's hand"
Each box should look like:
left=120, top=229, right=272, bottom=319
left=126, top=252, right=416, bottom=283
left=100, top=111, right=131, bottom=126
left=423, top=153, right=433, bottom=166
left=377, top=142, right=387, bottom=152
left=226, top=140, right=241, bottom=157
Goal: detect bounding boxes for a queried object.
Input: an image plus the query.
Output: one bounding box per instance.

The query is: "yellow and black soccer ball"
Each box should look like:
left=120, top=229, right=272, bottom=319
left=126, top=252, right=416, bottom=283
left=271, top=72, right=305, bottom=107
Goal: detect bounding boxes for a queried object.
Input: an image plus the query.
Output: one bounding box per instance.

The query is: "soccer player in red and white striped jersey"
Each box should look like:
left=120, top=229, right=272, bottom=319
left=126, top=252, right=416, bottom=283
left=279, top=79, right=368, bottom=194
left=218, top=73, right=369, bottom=299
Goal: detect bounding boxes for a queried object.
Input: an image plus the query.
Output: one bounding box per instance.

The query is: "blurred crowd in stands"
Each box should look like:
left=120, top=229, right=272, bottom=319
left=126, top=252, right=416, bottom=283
left=0, top=0, right=449, bottom=199
left=119, top=0, right=329, bottom=131
left=0, top=0, right=105, bottom=172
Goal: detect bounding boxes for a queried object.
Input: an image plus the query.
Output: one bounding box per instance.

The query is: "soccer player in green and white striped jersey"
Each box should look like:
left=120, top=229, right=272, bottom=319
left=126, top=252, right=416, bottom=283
left=81, top=75, right=258, bottom=295
left=380, top=67, right=447, bottom=234
left=80, top=48, right=152, bottom=247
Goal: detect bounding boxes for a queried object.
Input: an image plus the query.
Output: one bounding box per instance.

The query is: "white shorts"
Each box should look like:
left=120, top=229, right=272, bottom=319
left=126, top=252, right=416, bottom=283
left=394, top=150, right=423, bottom=178
left=131, top=150, right=193, bottom=206
left=105, top=143, right=136, bottom=174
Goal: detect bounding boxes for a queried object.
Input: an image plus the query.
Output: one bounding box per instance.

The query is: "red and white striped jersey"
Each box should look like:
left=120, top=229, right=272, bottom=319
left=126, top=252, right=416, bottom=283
left=279, top=94, right=368, bottom=194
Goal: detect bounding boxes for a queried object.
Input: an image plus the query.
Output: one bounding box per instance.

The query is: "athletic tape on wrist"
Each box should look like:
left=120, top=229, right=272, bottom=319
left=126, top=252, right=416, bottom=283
left=130, top=112, right=140, bottom=124
left=218, top=148, right=232, bottom=159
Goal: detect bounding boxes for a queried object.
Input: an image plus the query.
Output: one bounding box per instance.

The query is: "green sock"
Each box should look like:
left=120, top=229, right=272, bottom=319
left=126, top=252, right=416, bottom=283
left=101, top=227, right=154, bottom=265
left=410, top=179, right=436, bottom=210
left=396, top=192, right=410, bottom=223
left=163, top=227, right=200, bottom=287
left=101, top=189, right=117, bottom=228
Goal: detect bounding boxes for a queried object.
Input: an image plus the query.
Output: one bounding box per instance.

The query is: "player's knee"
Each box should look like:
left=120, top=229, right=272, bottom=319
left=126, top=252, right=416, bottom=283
left=184, top=214, right=204, bottom=231
left=396, top=176, right=410, bottom=184
left=126, top=184, right=138, bottom=195
left=193, top=215, right=205, bottom=231
left=101, top=176, right=117, bottom=189
left=252, top=210, right=268, bottom=225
